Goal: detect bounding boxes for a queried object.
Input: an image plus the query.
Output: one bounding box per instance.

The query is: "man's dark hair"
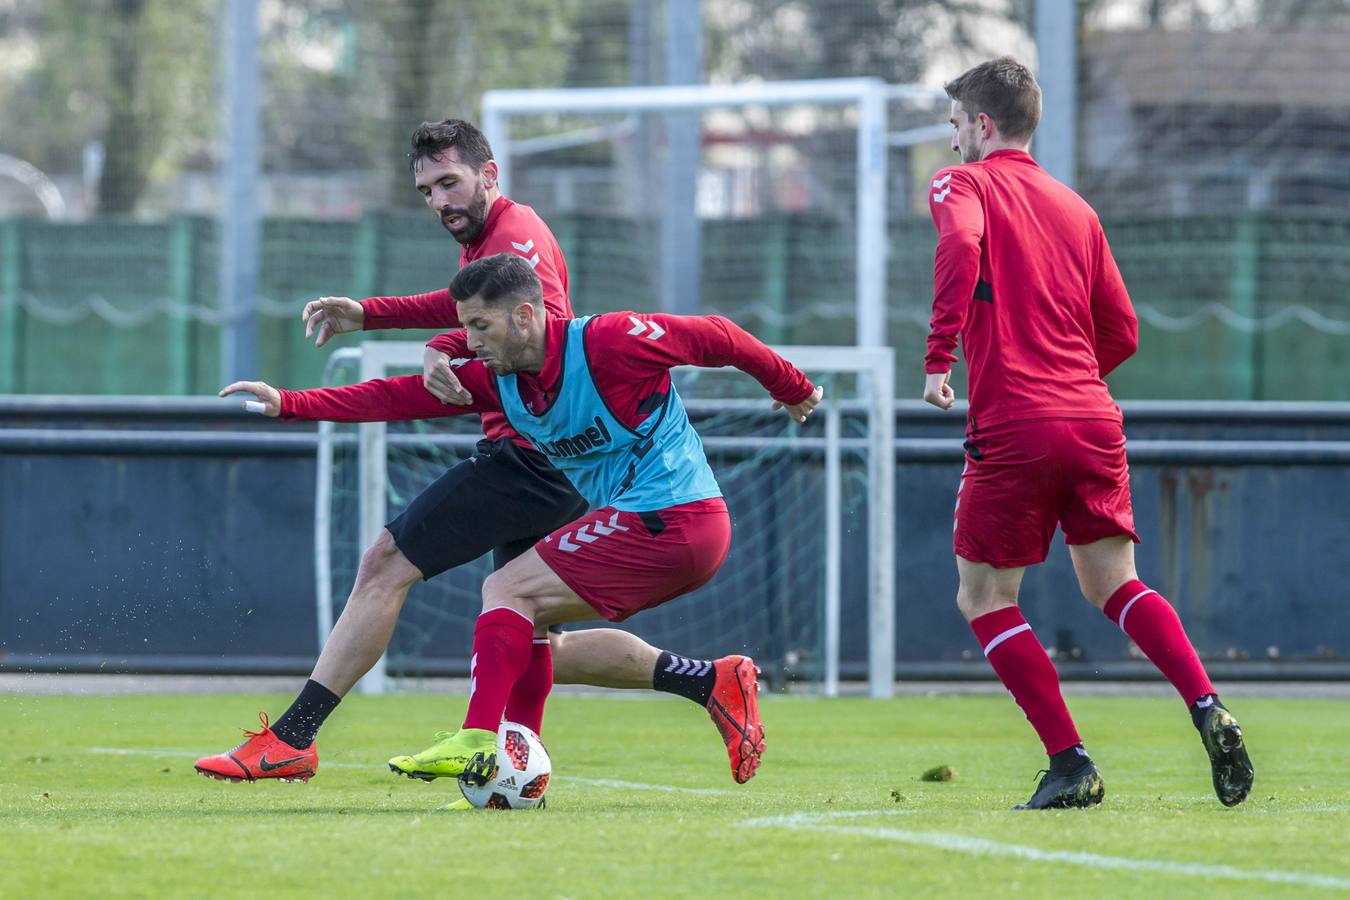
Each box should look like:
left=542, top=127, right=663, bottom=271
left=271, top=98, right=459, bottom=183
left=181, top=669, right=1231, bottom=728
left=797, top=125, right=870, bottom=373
left=450, top=253, right=542, bottom=309
left=944, top=56, right=1042, bottom=142
left=408, top=118, right=494, bottom=173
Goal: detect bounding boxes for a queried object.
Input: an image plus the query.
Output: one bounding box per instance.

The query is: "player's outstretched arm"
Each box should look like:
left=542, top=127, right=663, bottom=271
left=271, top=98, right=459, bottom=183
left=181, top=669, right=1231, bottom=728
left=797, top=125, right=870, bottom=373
left=300, top=289, right=465, bottom=346
left=772, top=384, right=824, bottom=423
left=219, top=370, right=494, bottom=423
left=220, top=380, right=281, bottom=417
left=358, top=289, right=460, bottom=331
left=596, top=311, right=817, bottom=419
left=301, top=296, right=364, bottom=348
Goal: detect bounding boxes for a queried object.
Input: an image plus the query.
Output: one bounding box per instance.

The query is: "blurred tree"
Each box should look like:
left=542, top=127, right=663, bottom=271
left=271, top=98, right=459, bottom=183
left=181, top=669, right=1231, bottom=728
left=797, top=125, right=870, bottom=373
left=1098, top=0, right=1350, bottom=29
left=100, top=0, right=151, bottom=213
left=564, top=0, right=632, bottom=87
left=351, top=0, right=582, bottom=207
left=708, top=0, right=1015, bottom=84
left=5, top=0, right=215, bottom=214
left=259, top=1, right=371, bottom=175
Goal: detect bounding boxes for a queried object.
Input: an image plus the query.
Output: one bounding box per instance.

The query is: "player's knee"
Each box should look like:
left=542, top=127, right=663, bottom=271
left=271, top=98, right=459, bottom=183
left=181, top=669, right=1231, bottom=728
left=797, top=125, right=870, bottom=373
left=480, top=567, right=527, bottom=615
left=1080, top=576, right=1130, bottom=610
left=358, top=530, right=420, bottom=590
left=955, top=588, right=1013, bottom=622
left=1076, top=565, right=1138, bottom=609
left=954, top=590, right=980, bottom=621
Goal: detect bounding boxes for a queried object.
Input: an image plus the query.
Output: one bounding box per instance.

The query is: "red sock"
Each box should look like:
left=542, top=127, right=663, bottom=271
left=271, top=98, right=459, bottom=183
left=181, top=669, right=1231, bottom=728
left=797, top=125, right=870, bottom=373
left=1103, top=580, right=1215, bottom=706
left=970, top=607, right=1081, bottom=755
left=463, top=607, right=534, bottom=732
left=503, top=638, right=553, bottom=735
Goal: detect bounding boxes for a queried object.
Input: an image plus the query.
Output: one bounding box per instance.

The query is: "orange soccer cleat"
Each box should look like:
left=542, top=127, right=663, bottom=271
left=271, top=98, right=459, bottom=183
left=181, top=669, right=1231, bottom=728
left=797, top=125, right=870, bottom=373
left=194, top=712, right=317, bottom=783
left=705, top=655, right=765, bottom=784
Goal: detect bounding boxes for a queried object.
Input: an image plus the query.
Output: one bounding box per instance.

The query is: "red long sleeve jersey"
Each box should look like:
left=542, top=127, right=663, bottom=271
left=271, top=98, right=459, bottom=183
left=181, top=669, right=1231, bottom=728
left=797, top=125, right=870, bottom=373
left=358, top=195, right=572, bottom=443
left=279, top=313, right=815, bottom=440
left=926, top=149, right=1138, bottom=432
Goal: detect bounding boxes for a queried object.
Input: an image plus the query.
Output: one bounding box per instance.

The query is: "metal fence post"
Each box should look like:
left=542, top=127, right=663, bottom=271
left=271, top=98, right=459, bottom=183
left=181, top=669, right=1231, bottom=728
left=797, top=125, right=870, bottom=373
left=0, top=220, right=21, bottom=393
left=1232, top=214, right=1262, bottom=400
left=168, top=216, right=198, bottom=395
left=353, top=212, right=382, bottom=302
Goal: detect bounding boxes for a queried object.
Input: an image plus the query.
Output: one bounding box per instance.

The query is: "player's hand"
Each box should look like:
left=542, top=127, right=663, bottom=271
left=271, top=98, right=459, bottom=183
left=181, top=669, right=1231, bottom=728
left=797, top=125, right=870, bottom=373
left=773, top=384, right=824, bottom=423
left=219, top=381, right=281, bottom=417
left=423, top=345, right=472, bottom=405
left=301, top=296, right=364, bottom=348
left=923, top=371, right=956, bottom=410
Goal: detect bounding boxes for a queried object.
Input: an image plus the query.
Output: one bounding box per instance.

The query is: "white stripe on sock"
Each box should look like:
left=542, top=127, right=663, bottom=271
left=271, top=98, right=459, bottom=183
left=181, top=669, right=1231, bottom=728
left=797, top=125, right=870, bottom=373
left=480, top=605, right=534, bottom=626
left=982, top=623, right=1032, bottom=657
left=1116, top=589, right=1156, bottom=633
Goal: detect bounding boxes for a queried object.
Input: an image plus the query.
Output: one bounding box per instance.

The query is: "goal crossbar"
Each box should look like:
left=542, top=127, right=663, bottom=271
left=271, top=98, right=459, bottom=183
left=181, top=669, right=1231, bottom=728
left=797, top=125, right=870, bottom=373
left=480, top=79, right=891, bottom=349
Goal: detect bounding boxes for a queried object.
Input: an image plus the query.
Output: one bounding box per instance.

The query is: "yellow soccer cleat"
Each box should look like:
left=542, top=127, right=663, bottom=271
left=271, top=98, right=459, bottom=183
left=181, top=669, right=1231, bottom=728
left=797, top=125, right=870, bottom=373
left=437, top=798, right=475, bottom=811
left=388, top=727, right=497, bottom=782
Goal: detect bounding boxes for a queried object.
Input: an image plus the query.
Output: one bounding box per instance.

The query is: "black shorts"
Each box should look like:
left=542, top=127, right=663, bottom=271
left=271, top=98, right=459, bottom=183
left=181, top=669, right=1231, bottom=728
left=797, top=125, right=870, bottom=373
left=386, top=437, right=588, bottom=579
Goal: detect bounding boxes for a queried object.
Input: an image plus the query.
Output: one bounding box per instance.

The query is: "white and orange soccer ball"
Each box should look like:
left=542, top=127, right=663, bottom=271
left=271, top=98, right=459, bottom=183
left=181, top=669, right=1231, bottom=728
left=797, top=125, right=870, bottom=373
left=457, top=721, right=551, bottom=810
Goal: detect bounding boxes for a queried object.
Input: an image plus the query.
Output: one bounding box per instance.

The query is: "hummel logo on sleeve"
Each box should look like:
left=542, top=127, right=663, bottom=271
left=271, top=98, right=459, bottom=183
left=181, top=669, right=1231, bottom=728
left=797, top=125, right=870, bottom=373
left=510, top=239, right=540, bottom=268
left=626, top=315, right=665, bottom=340
left=931, top=173, right=954, bottom=204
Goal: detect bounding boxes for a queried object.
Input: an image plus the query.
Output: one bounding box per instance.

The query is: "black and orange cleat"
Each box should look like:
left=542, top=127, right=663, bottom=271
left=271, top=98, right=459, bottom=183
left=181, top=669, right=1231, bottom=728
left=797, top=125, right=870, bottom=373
left=705, top=655, right=765, bottom=784
left=194, top=712, right=317, bottom=784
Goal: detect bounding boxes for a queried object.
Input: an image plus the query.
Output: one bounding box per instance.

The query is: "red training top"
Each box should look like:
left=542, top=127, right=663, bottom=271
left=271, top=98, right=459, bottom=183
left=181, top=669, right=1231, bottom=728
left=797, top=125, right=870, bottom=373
left=279, top=312, right=814, bottom=428
left=926, top=149, right=1138, bottom=433
left=358, top=195, right=572, bottom=445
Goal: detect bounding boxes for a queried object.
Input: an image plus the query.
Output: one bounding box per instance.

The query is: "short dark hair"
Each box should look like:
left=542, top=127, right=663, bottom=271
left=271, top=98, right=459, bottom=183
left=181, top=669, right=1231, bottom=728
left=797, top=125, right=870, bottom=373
left=408, top=118, right=494, bottom=173
left=944, top=56, right=1041, bottom=142
left=450, top=253, right=542, bottom=309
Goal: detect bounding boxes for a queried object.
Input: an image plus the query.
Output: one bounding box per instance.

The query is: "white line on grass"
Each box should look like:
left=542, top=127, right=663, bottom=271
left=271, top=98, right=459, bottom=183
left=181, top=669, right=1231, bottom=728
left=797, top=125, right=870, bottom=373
left=91, top=746, right=369, bottom=769
left=744, top=811, right=1350, bottom=891
left=90, top=747, right=734, bottom=794
left=567, top=777, right=734, bottom=796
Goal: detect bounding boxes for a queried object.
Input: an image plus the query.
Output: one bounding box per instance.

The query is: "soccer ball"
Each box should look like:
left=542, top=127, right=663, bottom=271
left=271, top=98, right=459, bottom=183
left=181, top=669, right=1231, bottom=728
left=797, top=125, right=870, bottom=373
left=457, top=721, right=551, bottom=810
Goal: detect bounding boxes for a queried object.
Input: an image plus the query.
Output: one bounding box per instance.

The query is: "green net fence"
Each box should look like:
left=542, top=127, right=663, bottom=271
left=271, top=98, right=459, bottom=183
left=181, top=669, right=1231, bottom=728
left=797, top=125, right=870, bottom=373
left=4, top=211, right=1349, bottom=399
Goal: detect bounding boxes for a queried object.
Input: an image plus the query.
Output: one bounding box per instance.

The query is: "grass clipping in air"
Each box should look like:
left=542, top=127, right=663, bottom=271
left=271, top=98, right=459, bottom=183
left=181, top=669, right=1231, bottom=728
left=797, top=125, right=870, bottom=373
left=922, top=764, right=956, bottom=782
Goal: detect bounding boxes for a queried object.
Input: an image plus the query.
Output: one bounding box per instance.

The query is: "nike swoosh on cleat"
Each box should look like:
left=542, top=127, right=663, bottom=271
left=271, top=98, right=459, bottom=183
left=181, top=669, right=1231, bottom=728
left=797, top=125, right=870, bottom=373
left=258, top=753, right=309, bottom=771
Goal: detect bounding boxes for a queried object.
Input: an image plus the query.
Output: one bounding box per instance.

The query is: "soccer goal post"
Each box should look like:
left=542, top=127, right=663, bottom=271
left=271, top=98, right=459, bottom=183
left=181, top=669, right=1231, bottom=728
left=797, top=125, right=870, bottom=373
left=315, top=342, right=895, bottom=699
left=482, top=78, right=899, bottom=348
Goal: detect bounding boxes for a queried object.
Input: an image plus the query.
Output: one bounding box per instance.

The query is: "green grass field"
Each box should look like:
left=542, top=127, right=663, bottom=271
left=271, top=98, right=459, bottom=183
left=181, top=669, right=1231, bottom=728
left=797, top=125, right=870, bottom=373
left=2, top=690, right=1347, bottom=898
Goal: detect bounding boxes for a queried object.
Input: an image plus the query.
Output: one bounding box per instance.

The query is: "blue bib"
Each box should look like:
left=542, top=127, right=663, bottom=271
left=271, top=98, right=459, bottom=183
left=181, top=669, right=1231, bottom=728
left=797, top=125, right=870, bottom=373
left=495, top=316, right=722, bottom=512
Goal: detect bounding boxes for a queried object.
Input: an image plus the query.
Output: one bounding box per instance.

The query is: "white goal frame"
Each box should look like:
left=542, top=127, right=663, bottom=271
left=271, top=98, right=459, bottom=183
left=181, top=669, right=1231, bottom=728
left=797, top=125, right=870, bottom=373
left=482, top=78, right=900, bottom=348
left=316, top=342, right=895, bottom=698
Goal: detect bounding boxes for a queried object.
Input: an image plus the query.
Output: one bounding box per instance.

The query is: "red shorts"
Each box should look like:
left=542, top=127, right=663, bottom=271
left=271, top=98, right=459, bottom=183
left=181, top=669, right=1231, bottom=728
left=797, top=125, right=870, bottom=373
left=536, top=497, right=731, bottom=622
left=953, top=418, right=1139, bottom=568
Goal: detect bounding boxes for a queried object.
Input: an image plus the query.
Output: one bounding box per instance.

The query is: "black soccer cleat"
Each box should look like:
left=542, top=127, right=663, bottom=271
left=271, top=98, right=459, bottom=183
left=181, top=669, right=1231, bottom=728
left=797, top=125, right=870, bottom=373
left=1013, top=761, right=1105, bottom=810
left=1199, top=704, right=1253, bottom=807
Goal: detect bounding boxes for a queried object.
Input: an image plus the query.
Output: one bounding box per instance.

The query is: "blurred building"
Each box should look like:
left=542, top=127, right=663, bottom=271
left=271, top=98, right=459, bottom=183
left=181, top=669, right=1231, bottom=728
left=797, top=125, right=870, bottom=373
left=1080, top=27, right=1350, bottom=215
